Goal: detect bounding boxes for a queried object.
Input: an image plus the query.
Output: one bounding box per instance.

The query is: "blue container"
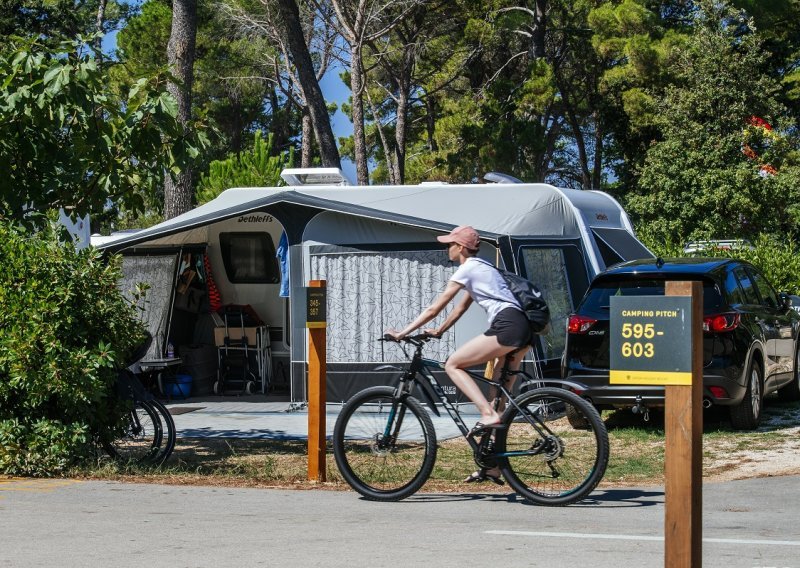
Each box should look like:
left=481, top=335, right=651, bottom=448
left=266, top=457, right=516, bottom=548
left=165, top=374, right=192, bottom=399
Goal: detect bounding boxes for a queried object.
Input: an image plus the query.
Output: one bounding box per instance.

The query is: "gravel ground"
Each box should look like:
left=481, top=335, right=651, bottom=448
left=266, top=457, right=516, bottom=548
left=704, top=402, right=800, bottom=481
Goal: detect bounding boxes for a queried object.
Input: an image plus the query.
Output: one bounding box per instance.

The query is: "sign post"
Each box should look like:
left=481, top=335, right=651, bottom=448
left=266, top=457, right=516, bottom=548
left=610, top=282, right=703, bottom=567
left=306, top=281, right=327, bottom=482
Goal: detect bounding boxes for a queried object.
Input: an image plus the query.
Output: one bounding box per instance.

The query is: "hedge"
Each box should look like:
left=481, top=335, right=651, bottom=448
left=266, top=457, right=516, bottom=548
left=636, top=231, right=800, bottom=295
left=0, top=221, right=144, bottom=475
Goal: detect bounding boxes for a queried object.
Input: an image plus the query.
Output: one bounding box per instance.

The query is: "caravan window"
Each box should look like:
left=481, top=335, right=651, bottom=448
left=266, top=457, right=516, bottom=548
left=219, top=232, right=280, bottom=284
left=518, top=245, right=589, bottom=361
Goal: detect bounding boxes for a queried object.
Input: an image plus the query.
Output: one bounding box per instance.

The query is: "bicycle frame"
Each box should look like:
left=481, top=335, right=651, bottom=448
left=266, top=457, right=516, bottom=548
left=389, top=337, right=555, bottom=457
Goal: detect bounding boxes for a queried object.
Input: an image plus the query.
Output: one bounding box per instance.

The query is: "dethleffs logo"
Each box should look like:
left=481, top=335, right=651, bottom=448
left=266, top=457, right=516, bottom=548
left=237, top=214, right=274, bottom=223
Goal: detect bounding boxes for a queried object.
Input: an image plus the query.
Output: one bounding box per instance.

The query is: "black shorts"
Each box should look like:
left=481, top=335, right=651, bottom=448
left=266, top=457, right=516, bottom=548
left=484, top=307, right=531, bottom=348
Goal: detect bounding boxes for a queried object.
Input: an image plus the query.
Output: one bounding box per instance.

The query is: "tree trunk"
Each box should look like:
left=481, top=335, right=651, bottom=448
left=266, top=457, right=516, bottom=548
left=394, top=66, right=412, bottom=184
left=350, top=47, right=369, bottom=185
left=366, top=90, right=397, bottom=184
left=567, top=107, right=591, bottom=189
left=301, top=107, right=314, bottom=168
left=425, top=94, right=437, bottom=152
left=531, top=0, right=547, bottom=59
left=94, top=0, right=107, bottom=56
left=558, top=77, right=591, bottom=189
left=229, top=94, right=243, bottom=154
left=275, top=0, right=340, bottom=169
left=592, top=111, right=603, bottom=190
left=164, top=0, right=198, bottom=220
left=268, top=86, right=290, bottom=153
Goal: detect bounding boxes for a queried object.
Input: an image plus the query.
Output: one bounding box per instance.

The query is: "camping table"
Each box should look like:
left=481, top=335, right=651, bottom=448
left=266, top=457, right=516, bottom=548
left=139, top=357, right=183, bottom=398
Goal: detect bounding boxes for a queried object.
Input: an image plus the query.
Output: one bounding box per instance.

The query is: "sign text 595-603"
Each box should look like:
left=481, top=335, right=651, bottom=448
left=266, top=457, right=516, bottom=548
left=609, top=296, right=693, bottom=386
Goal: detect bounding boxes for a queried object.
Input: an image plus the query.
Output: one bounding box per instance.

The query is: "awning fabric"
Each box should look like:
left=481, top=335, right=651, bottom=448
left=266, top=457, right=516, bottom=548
left=98, top=183, right=636, bottom=252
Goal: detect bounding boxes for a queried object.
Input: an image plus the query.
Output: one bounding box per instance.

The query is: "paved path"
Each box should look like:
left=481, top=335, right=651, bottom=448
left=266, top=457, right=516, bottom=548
left=166, top=399, right=466, bottom=440
left=1, top=475, right=798, bottom=567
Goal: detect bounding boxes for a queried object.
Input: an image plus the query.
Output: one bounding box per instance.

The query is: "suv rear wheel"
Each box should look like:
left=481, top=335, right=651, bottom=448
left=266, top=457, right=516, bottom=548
left=566, top=403, right=595, bottom=429
left=729, top=358, right=763, bottom=430
left=777, top=342, right=800, bottom=402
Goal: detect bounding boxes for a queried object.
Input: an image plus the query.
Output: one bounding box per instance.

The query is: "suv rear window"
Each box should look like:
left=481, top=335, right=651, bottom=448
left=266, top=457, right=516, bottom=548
left=580, top=278, right=724, bottom=316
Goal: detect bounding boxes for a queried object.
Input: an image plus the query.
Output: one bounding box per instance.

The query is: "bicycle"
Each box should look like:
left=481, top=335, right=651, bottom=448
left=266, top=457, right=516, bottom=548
left=101, top=334, right=176, bottom=466
left=332, top=333, right=609, bottom=506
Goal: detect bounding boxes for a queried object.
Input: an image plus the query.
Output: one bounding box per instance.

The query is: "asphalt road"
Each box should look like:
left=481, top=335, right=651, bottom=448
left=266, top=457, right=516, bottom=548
left=1, top=475, right=798, bottom=568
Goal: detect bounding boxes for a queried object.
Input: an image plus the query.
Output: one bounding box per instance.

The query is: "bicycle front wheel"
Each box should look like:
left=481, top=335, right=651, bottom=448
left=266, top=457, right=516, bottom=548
left=333, top=386, right=437, bottom=501
left=102, top=400, right=163, bottom=464
left=495, top=388, right=608, bottom=506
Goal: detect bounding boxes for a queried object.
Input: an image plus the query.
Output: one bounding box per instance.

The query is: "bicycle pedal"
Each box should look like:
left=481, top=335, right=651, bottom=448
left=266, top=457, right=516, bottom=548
left=473, top=439, right=497, bottom=469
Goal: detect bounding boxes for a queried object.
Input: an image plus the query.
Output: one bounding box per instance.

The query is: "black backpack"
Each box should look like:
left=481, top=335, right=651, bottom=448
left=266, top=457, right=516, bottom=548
left=477, top=259, right=550, bottom=334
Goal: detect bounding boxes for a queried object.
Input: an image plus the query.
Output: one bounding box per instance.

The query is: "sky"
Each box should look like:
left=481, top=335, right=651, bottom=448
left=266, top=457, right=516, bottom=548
left=318, top=65, right=358, bottom=183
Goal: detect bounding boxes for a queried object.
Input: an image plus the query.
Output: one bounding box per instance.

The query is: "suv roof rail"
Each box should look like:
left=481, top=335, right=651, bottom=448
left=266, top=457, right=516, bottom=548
left=682, top=239, right=753, bottom=254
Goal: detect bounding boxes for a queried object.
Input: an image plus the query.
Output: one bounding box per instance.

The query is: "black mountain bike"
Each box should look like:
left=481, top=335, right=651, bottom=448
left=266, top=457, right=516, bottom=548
left=333, top=334, right=609, bottom=506
left=101, top=334, right=176, bottom=466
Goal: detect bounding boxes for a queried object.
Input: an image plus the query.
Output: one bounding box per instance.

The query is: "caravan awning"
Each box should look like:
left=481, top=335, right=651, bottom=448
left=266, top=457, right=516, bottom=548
left=591, top=227, right=653, bottom=262
left=98, top=182, right=636, bottom=254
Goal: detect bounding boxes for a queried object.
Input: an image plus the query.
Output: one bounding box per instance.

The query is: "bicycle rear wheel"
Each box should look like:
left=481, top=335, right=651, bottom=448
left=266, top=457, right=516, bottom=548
left=495, top=387, right=608, bottom=506
left=102, top=400, right=163, bottom=464
left=333, top=386, right=437, bottom=501
left=147, top=399, right=176, bottom=465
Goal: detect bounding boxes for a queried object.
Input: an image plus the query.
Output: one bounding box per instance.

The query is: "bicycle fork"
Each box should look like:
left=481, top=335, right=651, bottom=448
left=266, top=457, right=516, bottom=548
left=376, top=377, right=418, bottom=451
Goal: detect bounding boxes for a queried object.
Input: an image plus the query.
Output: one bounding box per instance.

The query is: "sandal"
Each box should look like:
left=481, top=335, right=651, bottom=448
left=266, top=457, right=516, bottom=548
left=464, top=469, right=505, bottom=486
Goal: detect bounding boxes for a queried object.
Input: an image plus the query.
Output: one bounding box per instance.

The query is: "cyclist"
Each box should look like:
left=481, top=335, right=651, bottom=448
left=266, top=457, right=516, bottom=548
left=386, top=225, right=532, bottom=482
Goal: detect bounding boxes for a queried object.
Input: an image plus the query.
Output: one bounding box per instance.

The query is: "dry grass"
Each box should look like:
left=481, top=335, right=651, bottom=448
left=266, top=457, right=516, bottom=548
left=70, top=399, right=800, bottom=492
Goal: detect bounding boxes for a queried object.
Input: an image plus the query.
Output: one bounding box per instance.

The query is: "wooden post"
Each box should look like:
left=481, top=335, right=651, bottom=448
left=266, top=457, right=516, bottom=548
left=664, top=281, right=703, bottom=567
left=307, top=280, right=327, bottom=482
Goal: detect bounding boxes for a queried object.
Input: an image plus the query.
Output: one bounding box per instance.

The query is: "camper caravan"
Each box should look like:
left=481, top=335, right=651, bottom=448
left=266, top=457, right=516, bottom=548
left=97, top=169, right=653, bottom=404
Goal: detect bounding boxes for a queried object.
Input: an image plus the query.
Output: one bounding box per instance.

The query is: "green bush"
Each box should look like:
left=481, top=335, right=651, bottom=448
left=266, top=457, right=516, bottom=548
left=0, top=221, right=144, bottom=475
left=637, top=230, right=800, bottom=295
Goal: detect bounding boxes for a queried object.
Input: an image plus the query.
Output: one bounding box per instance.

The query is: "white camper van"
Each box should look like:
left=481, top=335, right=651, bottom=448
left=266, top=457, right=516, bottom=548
left=98, top=169, right=652, bottom=404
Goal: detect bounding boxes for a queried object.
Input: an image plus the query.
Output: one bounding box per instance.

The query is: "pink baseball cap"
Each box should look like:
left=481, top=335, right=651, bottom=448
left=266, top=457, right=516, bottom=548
left=436, top=225, right=480, bottom=250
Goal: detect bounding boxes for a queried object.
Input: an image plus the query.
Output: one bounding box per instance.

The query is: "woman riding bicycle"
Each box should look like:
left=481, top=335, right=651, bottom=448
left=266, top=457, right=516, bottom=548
left=387, top=225, right=533, bottom=482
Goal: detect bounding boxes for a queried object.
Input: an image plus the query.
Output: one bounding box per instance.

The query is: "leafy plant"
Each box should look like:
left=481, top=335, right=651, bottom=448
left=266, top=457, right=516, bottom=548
left=196, top=130, right=294, bottom=204
left=624, top=5, right=800, bottom=242
left=0, top=221, right=144, bottom=475
left=0, top=35, right=206, bottom=229
left=637, top=230, right=800, bottom=295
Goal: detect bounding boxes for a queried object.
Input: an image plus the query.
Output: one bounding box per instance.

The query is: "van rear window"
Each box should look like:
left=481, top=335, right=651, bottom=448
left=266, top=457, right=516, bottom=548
left=580, top=278, right=723, bottom=315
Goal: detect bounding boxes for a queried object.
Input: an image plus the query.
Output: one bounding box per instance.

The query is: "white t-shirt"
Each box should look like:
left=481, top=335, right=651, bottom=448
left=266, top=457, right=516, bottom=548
left=450, top=257, right=521, bottom=324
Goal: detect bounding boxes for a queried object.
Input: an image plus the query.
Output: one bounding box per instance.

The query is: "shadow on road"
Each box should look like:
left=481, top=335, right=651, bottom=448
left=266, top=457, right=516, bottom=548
left=390, top=487, right=663, bottom=508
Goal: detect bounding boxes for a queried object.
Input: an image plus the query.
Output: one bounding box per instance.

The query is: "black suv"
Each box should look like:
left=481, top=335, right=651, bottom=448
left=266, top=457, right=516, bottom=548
left=562, top=258, right=800, bottom=430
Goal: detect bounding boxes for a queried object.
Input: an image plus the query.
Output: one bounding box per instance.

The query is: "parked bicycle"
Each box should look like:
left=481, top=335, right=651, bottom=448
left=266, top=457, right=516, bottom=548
left=333, top=334, right=609, bottom=506
left=100, top=333, right=176, bottom=466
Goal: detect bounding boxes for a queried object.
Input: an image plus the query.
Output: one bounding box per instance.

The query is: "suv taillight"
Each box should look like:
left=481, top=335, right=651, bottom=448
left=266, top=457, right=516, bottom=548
left=568, top=314, right=598, bottom=334
left=703, top=313, right=740, bottom=333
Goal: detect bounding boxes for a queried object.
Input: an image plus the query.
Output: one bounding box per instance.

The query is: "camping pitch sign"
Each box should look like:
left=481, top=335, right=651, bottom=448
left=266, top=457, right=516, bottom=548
left=306, top=287, right=327, bottom=329
left=609, top=296, right=693, bottom=385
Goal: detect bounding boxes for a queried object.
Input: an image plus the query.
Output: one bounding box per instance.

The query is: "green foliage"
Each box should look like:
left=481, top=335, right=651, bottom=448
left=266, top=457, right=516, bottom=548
left=637, top=229, right=800, bottom=295
left=727, top=236, right=800, bottom=294
left=625, top=5, right=800, bottom=242
left=0, top=35, right=206, bottom=229
left=0, top=1, right=132, bottom=40
left=116, top=0, right=286, bottom=160
left=633, top=226, right=686, bottom=258
left=697, top=235, right=800, bottom=295
left=196, top=131, right=294, bottom=203
left=0, top=222, right=144, bottom=476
